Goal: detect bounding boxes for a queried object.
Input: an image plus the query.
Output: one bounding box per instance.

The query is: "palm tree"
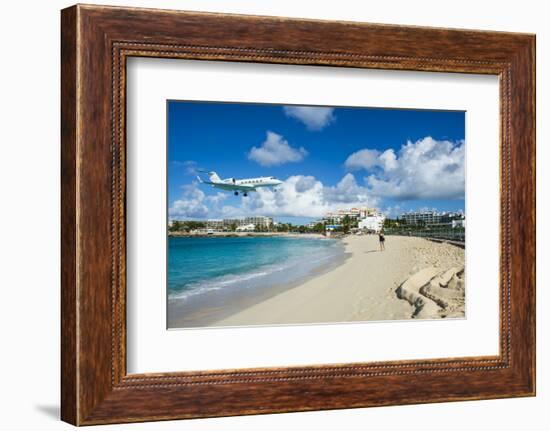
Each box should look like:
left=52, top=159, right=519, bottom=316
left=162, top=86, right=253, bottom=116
left=342, top=215, right=351, bottom=234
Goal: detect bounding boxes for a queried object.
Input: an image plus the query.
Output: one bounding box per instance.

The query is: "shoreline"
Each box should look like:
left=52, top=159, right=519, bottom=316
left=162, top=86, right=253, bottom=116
left=168, top=231, right=327, bottom=239
left=168, top=244, right=350, bottom=328
left=185, top=235, right=465, bottom=328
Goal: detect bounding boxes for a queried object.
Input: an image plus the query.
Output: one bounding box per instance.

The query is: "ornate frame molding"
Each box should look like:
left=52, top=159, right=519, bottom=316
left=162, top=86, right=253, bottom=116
left=61, top=5, right=535, bottom=425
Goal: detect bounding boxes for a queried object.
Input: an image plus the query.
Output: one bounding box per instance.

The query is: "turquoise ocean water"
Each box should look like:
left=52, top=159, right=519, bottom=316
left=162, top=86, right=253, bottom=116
left=168, top=236, right=345, bottom=302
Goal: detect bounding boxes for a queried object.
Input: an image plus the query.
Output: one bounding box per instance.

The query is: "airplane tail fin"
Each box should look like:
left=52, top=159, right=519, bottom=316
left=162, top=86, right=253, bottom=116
left=196, top=170, right=221, bottom=184
left=207, top=171, right=221, bottom=182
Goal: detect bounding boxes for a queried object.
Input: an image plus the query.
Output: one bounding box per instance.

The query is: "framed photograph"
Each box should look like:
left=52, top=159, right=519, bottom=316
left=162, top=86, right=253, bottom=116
left=61, top=4, right=535, bottom=425
left=165, top=101, right=467, bottom=329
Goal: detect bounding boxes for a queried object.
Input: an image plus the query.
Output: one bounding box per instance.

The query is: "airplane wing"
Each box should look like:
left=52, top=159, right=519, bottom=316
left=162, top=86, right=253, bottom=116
left=211, top=183, right=256, bottom=192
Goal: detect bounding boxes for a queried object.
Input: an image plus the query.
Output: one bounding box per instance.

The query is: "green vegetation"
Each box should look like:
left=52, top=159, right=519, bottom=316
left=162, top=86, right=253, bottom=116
left=274, top=223, right=292, bottom=232
left=342, top=215, right=351, bottom=234
left=383, top=218, right=402, bottom=228
left=168, top=218, right=346, bottom=235
left=168, top=220, right=206, bottom=232
left=278, top=223, right=312, bottom=233
left=311, top=222, right=326, bottom=234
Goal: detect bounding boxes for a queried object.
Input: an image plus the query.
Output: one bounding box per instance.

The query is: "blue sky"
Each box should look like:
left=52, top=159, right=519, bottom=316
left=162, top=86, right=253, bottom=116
left=168, top=101, right=465, bottom=224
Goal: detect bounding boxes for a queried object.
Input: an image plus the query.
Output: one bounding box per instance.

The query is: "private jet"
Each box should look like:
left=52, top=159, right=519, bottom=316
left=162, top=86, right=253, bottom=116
left=196, top=171, right=283, bottom=196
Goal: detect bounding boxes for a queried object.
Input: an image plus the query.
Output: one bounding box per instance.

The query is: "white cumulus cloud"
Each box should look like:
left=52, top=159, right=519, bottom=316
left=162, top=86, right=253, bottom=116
left=168, top=184, right=209, bottom=219
left=248, top=131, right=308, bottom=166
left=205, top=192, right=229, bottom=205
left=345, top=136, right=464, bottom=200
left=220, top=173, right=378, bottom=219
left=283, top=106, right=335, bottom=131
left=344, top=148, right=380, bottom=170
left=170, top=173, right=379, bottom=221
left=171, top=160, right=200, bottom=175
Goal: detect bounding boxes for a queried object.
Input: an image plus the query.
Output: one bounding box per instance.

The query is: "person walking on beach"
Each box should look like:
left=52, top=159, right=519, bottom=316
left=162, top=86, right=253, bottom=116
left=378, top=230, right=386, bottom=251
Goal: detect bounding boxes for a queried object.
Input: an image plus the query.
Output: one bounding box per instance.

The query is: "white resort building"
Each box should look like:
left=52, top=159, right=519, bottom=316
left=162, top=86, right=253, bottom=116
left=358, top=213, right=386, bottom=233
left=321, top=207, right=386, bottom=233
left=235, top=223, right=256, bottom=232
left=243, top=216, right=273, bottom=229
left=399, top=210, right=464, bottom=226
left=205, top=219, right=224, bottom=230
left=322, top=207, right=378, bottom=224
left=205, top=216, right=274, bottom=231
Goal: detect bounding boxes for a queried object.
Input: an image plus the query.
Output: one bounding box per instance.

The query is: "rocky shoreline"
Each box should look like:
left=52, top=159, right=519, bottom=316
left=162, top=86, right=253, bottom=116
left=396, top=266, right=465, bottom=319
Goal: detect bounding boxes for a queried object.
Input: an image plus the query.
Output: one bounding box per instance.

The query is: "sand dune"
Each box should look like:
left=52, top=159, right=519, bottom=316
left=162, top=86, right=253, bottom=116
left=214, top=235, right=465, bottom=326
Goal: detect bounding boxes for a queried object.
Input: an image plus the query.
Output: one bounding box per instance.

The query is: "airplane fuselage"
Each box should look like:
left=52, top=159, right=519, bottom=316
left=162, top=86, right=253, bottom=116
left=196, top=171, right=282, bottom=196
left=224, top=176, right=281, bottom=188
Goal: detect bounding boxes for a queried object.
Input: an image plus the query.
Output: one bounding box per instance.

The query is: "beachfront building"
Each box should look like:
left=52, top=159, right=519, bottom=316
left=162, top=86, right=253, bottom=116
left=221, top=216, right=273, bottom=229
left=321, top=207, right=386, bottom=234
left=171, top=217, right=274, bottom=232
left=399, top=210, right=464, bottom=226
left=358, top=213, right=386, bottom=233
left=243, top=216, right=273, bottom=229
left=323, top=207, right=377, bottom=224
left=399, top=211, right=441, bottom=225
left=236, top=223, right=255, bottom=232
left=189, top=227, right=215, bottom=235
left=223, top=216, right=273, bottom=228
left=205, top=219, right=224, bottom=230
left=222, top=218, right=242, bottom=228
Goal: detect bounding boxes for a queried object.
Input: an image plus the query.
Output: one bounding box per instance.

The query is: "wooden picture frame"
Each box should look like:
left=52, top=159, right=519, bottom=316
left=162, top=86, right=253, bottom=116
left=61, top=4, right=535, bottom=425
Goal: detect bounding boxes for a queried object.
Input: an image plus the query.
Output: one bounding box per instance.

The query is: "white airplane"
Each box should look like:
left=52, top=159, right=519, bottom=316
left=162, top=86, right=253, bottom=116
left=196, top=171, right=283, bottom=196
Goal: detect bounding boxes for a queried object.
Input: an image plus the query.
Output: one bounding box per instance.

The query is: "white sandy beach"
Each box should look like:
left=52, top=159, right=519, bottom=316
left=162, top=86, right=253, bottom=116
left=213, top=235, right=465, bottom=326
